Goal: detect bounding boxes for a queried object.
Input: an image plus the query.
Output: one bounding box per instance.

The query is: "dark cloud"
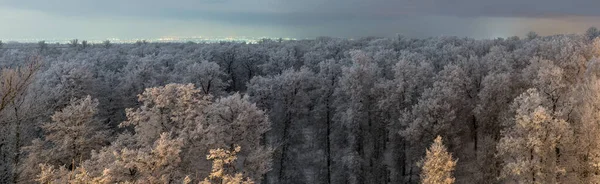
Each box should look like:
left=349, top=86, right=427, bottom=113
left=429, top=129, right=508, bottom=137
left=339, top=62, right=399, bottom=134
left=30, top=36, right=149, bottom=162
left=426, top=0, right=600, bottom=17
left=3, top=0, right=600, bottom=20
left=0, top=0, right=599, bottom=39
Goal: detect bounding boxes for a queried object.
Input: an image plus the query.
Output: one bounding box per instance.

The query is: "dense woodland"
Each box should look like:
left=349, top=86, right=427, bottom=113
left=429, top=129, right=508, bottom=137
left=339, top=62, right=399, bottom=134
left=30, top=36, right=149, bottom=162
left=2, top=28, right=600, bottom=183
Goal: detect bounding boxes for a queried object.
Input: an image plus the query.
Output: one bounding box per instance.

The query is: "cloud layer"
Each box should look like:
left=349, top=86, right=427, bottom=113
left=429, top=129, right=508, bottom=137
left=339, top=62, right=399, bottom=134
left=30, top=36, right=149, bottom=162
left=0, top=0, right=599, bottom=39
left=3, top=0, right=600, bottom=19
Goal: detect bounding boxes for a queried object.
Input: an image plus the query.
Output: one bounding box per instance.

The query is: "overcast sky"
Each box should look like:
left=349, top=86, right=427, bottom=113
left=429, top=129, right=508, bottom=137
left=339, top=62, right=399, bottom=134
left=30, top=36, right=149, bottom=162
left=1, top=0, right=599, bottom=40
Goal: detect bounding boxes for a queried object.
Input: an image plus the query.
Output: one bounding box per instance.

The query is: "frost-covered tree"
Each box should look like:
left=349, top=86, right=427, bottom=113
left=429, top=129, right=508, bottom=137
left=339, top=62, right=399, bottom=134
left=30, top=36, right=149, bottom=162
left=120, top=83, right=212, bottom=145
left=69, top=39, right=79, bottom=48
left=587, top=27, right=600, bottom=41
left=118, top=83, right=271, bottom=183
left=315, top=59, right=344, bottom=184
left=108, top=133, right=184, bottom=183
left=102, top=40, right=111, bottom=49
left=203, top=43, right=242, bottom=91
left=204, top=93, right=272, bottom=181
left=527, top=31, right=539, bottom=40
left=33, top=58, right=104, bottom=116
left=497, top=89, right=573, bottom=183
left=248, top=67, right=319, bottom=184
left=42, top=96, right=110, bottom=162
left=37, top=133, right=183, bottom=184
left=335, top=50, right=386, bottom=184
left=36, top=163, right=112, bottom=184
left=568, top=57, right=600, bottom=183
left=401, top=64, right=473, bottom=146
left=260, top=43, right=305, bottom=75
left=199, top=146, right=254, bottom=184
left=37, top=41, right=47, bottom=53
left=420, top=136, right=456, bottom=184
left=378, top=52, right=434, bottom=183
left=177, top=60, right=229, bottom=95
left=0, top=59, right=41, bottom=183
left=5, top=31, right=600, bottom=184
left=236, top=45, right=267, bottom=85
left=20, top=95, right=110, bottom=183
left=0, top=60, right=40, bottom=113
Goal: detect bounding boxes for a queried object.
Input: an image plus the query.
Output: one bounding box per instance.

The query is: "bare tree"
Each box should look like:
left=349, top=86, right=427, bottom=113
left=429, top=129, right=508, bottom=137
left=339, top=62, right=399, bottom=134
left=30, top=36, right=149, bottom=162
left=0, top=56, right=41, bottom=183
left=0, top=56, right=41, bottom=114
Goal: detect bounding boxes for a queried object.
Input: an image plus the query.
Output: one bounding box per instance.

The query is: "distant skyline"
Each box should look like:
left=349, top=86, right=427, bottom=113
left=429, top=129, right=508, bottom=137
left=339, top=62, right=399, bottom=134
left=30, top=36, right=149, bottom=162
left=0, top=36, right=297, bottom=44
left=1, top=0, right=600, bottom=40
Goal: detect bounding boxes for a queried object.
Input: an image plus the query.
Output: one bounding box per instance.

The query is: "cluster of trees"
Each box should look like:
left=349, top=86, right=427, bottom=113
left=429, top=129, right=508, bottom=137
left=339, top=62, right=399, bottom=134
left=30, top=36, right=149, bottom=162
left=2, top=27, right=600, bottom=183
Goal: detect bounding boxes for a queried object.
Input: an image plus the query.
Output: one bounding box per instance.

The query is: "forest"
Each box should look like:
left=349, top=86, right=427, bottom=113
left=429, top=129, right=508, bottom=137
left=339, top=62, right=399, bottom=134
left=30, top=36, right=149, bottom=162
left=2, top=28, right=600, bottom=184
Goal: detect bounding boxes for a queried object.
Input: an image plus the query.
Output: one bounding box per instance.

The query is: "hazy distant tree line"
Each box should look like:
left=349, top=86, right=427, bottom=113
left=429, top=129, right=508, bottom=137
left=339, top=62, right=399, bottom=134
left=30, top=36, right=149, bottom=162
left=2, top=27, right=600, bottom=183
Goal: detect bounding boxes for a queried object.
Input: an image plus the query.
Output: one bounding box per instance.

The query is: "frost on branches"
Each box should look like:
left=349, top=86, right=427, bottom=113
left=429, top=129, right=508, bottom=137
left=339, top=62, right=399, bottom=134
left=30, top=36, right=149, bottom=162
left=420, top=136, right=457, bottom=184
left=24, top=83, right=271, bottom=184
left=198, top=146, right=254, bottom=184
left=20, top=96, right=110, bottom=183
left=497, top=88, right=573, bottom=183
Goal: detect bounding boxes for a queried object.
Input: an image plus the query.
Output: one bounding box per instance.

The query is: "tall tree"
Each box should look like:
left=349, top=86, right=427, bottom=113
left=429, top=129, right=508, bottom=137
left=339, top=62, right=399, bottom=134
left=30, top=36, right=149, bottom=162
left=204, top=93, right=272, bottom=181
left=0, top=58, right=41, bottom=184
left=568, top=57, right=600, bottom=183
left=380, top=53, right=434, bottom=183
left=248, top=68, right=319, bottom=184
left=335, top=50, right=386, bottom=184
left=315, top=59, right=343, bottom=184
left=497, top=89, right=573, bottom=183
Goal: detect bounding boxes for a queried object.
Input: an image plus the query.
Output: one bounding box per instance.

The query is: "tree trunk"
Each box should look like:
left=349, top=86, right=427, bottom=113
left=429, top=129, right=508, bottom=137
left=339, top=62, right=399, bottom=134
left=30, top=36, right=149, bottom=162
left=278, top=113, right=292, bottom=183
left=326, top=101, right=332, bottom=184
left=472, top=115, right=478, bottom=155
left=12, top=105, right=21, bottom=183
